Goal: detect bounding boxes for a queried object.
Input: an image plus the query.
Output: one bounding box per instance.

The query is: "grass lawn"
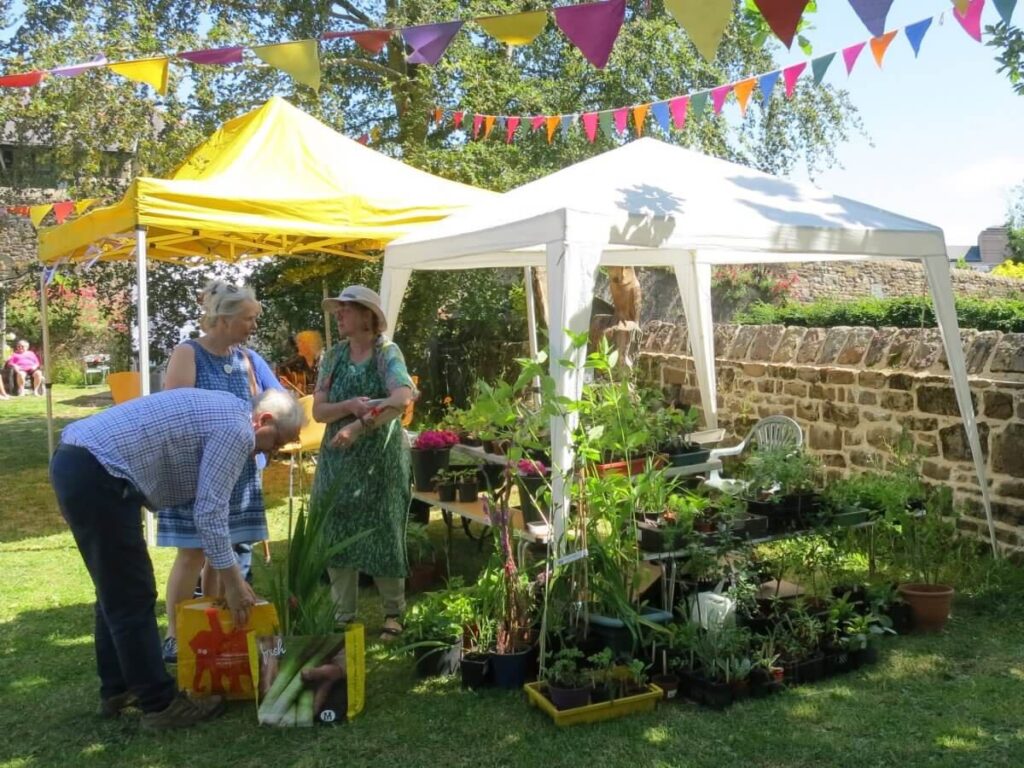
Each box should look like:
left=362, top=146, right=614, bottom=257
left=1, top=386, right=1023, bottom=768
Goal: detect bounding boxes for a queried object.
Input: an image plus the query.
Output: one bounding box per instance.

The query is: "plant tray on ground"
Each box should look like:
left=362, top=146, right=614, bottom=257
left=524, top=681, right=662, bottom=726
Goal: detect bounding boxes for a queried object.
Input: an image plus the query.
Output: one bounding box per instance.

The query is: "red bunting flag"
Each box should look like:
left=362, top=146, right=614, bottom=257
left=506, top=116, right=520, bottom=143
left=753, top=0, right=810, bottom=49
left=842, top=42, right=866, bottom=75
left=472, top=114, right=484, bottom=138
left=0, top=70, right=44, bottom=88
left=582, top=112, right=599, bottom=142
left=531, top=115, right=545, bottom=132
left=52, top=201, right=75, bottom=224
left=351, top=30, right=393, bottom=54
left=453, top=110, right=464, bottom=129
left=782, top=62, right=806, bottom=97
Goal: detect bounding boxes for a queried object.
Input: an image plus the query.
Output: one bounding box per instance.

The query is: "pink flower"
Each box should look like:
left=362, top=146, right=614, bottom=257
left=413, top=429, right=460, bottom=450
left=516, top=459, right=547, bottom=476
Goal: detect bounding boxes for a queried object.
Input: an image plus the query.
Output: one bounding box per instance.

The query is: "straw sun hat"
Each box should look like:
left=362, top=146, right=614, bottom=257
left=322, top=285, right=387, bottom=332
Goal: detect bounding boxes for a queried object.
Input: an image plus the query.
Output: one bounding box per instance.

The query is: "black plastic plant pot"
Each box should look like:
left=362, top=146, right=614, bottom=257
left=746, top=498, right=792, bottom=533
left=516, top=474, right=549, bottom=524
left=790, top=653, right=825, bottom=684
left=490, top=648, right=532, bottom=689
left=460, top=652, right=492, bottom=688
left=887, top=602, right=915, bottom=635
left=457, top=480, right=479, bottom=503
left=436, top=482, right=457, bottom=503
left=413, top=637, right=462, bottom=678
left=824, top=649, right=853, bottom=677
left=411, top=448, right=451, bottom=492
left=651, top=674, right=680, bottom=701
left=730, top=513, right=769, bottom=540
left=668, top=448, right=711, bottom=467
left=547, top=683, right=592, bottom=711
left=477, top=464, right=506, bottom=494
left=700, top=679, right=733, bottom=710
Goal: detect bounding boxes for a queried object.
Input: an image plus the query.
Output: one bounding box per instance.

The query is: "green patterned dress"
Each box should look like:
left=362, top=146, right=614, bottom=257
left=310, top=338, right=414, bottom=578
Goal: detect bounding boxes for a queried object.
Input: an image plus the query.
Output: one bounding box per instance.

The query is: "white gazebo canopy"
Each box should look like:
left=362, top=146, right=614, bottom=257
left=381, top=137, right=994, bottom=552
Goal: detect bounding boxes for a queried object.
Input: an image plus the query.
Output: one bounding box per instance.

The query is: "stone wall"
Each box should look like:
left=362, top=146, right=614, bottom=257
left=0, top=210, right=37, bottom=278
left=640, top=321, right=1024, bottom=552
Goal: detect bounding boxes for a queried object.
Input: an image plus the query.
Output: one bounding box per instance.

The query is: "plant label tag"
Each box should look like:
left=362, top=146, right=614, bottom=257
left=554, top=549, right=588, bottom=567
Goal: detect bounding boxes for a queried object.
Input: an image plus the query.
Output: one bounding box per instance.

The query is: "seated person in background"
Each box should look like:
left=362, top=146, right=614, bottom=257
left=276, top=330, right=323, bottom=396
left=4, top=339, right=44, bottom=396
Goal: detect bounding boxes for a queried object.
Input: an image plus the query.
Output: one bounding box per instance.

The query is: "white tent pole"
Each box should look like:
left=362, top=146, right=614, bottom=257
left=40, top=267, right=54, bottom=457
left=674, top=254, right=719, bottom=429
left=135, top=226, right=150, bottom=397
left=322, top=280, right=332, bottom=348
left=379, top=267, right=413, bottom=336
left=524, top=266, right=541, bottom=401
left=545, top=220, right=604, bottom=554
left=921, top=257, right=998, bottom=556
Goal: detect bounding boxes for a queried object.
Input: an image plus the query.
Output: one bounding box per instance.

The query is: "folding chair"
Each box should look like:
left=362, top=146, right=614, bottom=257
left=704, top=415, right=804, bottom=492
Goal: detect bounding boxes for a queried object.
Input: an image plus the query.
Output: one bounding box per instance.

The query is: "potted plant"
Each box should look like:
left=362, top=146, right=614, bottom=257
left=750, top=636, right=784, bottom=696
left=541, top=647, right=592, bottom=710
left=515, top=458, right=550, bottom=525
left=741, top=447, right=823, bottom=532
left=401, top=585, right=474, bottom=678
left=411, top=429, right=460, bottom=491
left=452, top=467, right=480, bottom=503
left=433, top=468, right=459, bottom=503
left=894, top=491, right=961, bottom=633
left=405, top=523, right=443, bottom=593
left=655, top=405, right=709, bottom=466
left=843, top=612, right=894, bottom=667
left=460, top=610, right=495, bottom=689
left=776, top=603, right=825, bottom=685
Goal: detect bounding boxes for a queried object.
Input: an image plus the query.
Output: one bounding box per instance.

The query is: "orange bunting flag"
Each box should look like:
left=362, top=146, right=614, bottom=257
left=483, top=115, right=496, bottom=139
left=734, top=78, right=757, bottom=115
left=632, top=104, right=649, bottom=135
left=29, top=204, right=53, bottom=227
left=108, top=57, right=169, bottom=94
left=253, top=40, right=320, bottom=91
left=477, top=11, right=547, bottom=46
left=433, top=107, right=443, bottom=124
left=545, top=116, right=560, bottom=143
left=870, top=30, right=899, bottom=67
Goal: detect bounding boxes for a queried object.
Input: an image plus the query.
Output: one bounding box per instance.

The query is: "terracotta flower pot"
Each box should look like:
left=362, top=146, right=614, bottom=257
left=897, top=583, right=955, bottom=633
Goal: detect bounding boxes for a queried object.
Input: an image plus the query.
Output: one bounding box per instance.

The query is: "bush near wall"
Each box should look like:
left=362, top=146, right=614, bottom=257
left=736, top=297, right=1024, bottom=333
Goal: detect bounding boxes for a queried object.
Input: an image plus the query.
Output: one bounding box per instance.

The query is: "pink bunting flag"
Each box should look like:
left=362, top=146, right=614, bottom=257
left=582, top=112, right=599, bottom=142
left=50, top=55, right=107, bottom=77
left=402, top=21, right=463, bottom=65
left=612, top=107, right=628, bottom=134
left=530, top=115, right=546, bottom=132
left=52, top=201, right=75, bottom=224
left=669, top=96, right=688, bottom=130
left=553, top=0, right=626, bottom=69
left=710, top=84, right=732, bottom=115
left=472, top=114, right=484, bottom=139
left=842, top=42, right=866, bottom=75
left=178, top=46, right=244, bottom=65
left=506, top=116, right=521, bottom=143
left=782, top=62, right=806, bottom=97
left=453, top=111, right=464, bottom=129
left=953, top=0, right=984, bottom=42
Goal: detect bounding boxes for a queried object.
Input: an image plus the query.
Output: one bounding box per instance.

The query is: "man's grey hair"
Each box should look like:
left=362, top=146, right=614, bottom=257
left=252, top=389, right=305, bottom=434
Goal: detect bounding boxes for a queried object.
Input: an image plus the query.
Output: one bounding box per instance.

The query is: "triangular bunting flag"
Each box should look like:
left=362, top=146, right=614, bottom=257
left=453, top=110, right=464, bottom=129
left=666, top=0, right=734, bottom=62
left=753, top=0, right=810, bottom=49
left=348, top=30, right=393, bottom=54
left=870, top=30, right=899, bottom=67
left=842, top=42, right=866, bottom=75
left=632, top=104, right=649, bottom=135
left=483, top=115, right=496, bottom=139
left=810, top=52, right=835, bottom=85
left=29, top=204, right=52, bottom=227
left=472, top=114, right=484, bottom=138
left=613, top=107, right=628, bottom=134
left=993, top=0, right=1017, bottom=24
left=689, top=91, right=709, bottom=120
left=783, top=62, right=805, bottom=97
left=0, top=70, right=45, bottom=88
left=74, top=199, right=97, bottom=215
left=561, top=114, right=575, bottom=138
left=546, top=116, right=560, bottom=143
left=531, top=115, right=546, bottom=132
left=50, top=55, right=106, bottom=78
left=953, top=0, right=984, bottom=42
left=599, top=111, right=615, bottom=138
left=951, top=0, right=970, bottom=12
left=506, top=116, right=521, bottom=143
left=402, top=21, right=463, bottom=65
left=7, top=206, right=29, bottom=216
left=253, top=40, right=320, bottom=91
left=848, top=0, right=895, bottom=37
left=582, top=112, right=599, bottom=142
left=553, top=0, right=626, bottom=69
left=433, top=107, right=443, bottom=125
left=477, top=11, right=547, bottom=46
left=52, top=201, right=75, bottom=224
left=496, top=116, right=507, bottom=134
left=178, top=46, right=244, bottom=65
left=734, top=79, right=757, bottom=115
left=759, top=71, right=781, bottom=108
left=904, top=18, right=932, bottom=57
left=669, top=96, right=689, bottom=129
left=650, top=101, right=671, bottom=133
left=710, top=84, right=731, bottom=115
left=108, top=57, right=169, bottom=94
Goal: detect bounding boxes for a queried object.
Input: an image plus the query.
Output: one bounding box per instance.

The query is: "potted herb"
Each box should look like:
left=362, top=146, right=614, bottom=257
left=894, top=492, right=961, bottom=632
left=411, top=429, right=460, bottom=491
left=542, top=648, right=592, bottom=710
left=453, top=467, right=480, bottom=503
left=656, top=405, right=709, bottom=466
left=433, top=468, right=459, bottom=503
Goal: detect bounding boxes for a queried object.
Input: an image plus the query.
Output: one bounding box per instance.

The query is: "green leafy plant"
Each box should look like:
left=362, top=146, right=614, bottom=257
left=542, top=647, right=590, bottom=689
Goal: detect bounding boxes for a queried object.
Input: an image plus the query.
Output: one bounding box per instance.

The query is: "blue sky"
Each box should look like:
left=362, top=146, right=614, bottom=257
left=790, top=1, right=1024, bottom=245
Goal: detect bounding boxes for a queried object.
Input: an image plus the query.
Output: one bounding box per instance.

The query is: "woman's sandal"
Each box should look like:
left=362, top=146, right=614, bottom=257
left=379, top=615, right=404, bottom=642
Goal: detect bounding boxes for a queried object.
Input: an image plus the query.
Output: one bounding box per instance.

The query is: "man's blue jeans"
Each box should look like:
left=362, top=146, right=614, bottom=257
left=50, top=444, right=176, bottom=713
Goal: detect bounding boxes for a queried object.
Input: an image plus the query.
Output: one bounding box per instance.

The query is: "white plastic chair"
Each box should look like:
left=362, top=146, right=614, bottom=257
left=704, top=415, right=804, bottom=492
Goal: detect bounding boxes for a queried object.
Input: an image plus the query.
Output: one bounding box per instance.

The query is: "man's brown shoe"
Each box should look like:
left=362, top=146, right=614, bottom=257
left=141, top=692, right=225, bottom=731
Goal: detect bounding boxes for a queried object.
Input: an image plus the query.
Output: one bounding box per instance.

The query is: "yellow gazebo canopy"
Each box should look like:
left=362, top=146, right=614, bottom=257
left=38, top=97, right=492, bottom=264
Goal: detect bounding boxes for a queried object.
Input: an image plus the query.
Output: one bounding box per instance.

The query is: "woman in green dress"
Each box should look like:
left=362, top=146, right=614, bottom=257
left=311, top=285, right=416, bottom=641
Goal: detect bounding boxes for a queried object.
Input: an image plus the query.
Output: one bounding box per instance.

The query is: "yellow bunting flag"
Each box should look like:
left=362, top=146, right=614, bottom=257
left=107, top=57, right=169, bottom=95
left=483, top=115, right=496, bottom=139
left=74, top=198, right=98, bottom=215
left=253, top=39, right=320, bottom=92
left=477, top=11, right=547, bottom=46
left=870, top=30, right=898, bottom=68
left=29, top=204, right=53, bottom=227
left=734, top=78, right=757, bottom=115
left=666, top=0, right=734, bottom=62
left=545, top=116, right=559, bottom=143
left=632, top=104, right=649, bottom=136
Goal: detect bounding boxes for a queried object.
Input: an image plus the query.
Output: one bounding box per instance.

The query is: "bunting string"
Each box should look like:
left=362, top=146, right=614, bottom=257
left=5, top=198, right=98, bottom=228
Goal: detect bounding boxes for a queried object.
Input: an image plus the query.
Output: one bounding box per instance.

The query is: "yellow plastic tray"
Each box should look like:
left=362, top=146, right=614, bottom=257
left=524, top=681, right=662, bottom=727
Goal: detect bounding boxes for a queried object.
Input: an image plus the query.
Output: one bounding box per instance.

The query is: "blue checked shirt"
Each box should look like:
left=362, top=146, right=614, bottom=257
left=61, top=388, right=254, bottom=569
